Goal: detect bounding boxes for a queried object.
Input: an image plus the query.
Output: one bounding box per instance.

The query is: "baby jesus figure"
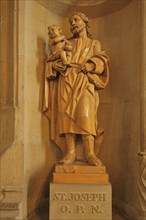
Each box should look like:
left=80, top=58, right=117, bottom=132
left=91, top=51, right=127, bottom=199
left=48, top=25, right=72, bottom=65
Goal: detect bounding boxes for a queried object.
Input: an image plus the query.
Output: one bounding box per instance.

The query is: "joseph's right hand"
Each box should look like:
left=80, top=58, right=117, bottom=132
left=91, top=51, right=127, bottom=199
left=52, top=60, right=67, bottom=73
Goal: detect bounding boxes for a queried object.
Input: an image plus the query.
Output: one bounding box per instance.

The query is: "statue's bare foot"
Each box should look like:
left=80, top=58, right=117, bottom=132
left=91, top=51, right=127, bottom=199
left=86, top=153, right=102, bottom=166
left=59, top=152, right=76, bottom=165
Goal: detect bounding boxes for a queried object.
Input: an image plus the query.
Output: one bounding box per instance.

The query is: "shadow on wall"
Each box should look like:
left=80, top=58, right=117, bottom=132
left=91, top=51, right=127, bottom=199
left=27, top=167, right=54, bottom=220
left=35, top=166, right=55, bottom=220
left=37, top=37, right=46, bottom=112
left=27, top=36, right=57, bottom=218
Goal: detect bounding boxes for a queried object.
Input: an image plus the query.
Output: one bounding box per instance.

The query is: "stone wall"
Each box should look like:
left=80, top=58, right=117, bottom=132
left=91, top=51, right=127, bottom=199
left=0, top=0, right=25, bottom=219
left=0, top=0, right=15, bottom=154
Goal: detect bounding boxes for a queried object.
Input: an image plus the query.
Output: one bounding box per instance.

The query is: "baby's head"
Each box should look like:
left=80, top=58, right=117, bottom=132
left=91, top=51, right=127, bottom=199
left=48, top=25, right=62, bottom=39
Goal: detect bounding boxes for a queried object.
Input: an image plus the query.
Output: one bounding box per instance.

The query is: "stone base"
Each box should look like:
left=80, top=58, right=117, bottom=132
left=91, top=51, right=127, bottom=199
left=50, top=182, right=112, bottom=220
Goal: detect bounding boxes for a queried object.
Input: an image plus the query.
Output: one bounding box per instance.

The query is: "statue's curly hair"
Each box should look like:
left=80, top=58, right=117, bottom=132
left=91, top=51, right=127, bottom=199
left=69, top=12, right=92, bottom=39
left=48, top=25, right=62, bottom=34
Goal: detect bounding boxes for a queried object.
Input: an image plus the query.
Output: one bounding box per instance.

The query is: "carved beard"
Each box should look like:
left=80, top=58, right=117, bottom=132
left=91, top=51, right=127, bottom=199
left=71, top=25, right=86, bottom=37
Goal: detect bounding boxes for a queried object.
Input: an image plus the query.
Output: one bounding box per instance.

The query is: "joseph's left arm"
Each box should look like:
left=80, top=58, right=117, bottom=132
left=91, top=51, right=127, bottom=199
left=89, top=40, right=106, bottom=74
left=87, top=40, right=109, bottom=89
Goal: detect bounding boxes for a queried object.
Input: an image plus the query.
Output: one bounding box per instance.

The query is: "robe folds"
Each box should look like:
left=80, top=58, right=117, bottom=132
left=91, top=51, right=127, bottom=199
left=43, top=37, right=109, bottom=154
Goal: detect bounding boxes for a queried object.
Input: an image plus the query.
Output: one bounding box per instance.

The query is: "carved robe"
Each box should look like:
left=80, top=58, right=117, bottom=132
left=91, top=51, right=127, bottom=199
left=43, top=37, right=109, bottom=154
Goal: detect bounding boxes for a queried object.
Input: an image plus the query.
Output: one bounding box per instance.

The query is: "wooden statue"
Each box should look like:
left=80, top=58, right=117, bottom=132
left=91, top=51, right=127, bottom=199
left=43, top=12, right=109, bottom=166
left=48, top=25, right=72, bottom=65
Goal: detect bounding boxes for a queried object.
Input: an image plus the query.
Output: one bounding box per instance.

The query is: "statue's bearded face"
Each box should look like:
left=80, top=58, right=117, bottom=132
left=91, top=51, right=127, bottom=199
left=69, top=14, right=86, bottom=36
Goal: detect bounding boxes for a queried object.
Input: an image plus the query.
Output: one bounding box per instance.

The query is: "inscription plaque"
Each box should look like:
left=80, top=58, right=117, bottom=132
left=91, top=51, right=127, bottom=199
left=50, top=183, right=112, bottom=220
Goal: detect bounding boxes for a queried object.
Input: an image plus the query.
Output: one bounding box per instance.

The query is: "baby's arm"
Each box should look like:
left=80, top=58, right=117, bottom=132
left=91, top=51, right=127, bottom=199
left=64, top=39, right=72, bottom=51
left=48, top=40, right=57, bottom=60
left=52, top=35, right=65, bottom=45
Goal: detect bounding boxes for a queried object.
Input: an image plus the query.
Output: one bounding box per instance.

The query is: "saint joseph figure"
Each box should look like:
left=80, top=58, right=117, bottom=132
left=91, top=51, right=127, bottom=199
left=43, top=12, right=109, bottom=166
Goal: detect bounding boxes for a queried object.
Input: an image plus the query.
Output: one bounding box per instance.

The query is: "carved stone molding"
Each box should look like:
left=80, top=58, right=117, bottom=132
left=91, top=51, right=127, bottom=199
left=58, top=0, right=107, bottom=6
left=0, top=202, right=19, bottom=219
left=0, top=186, right=23, bottom=220
left=35, top=0, right=132, bottom=18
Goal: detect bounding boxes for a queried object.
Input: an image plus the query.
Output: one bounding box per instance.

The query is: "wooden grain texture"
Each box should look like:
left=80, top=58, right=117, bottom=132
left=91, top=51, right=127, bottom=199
left=55, top=164, right=106, bottom=174
left=53, top=173, right=109, bottom=184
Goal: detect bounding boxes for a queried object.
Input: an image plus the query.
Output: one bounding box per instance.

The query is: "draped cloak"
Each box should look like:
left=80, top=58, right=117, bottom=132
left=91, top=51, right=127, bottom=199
left=43, top=37, right=109, bottom=155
